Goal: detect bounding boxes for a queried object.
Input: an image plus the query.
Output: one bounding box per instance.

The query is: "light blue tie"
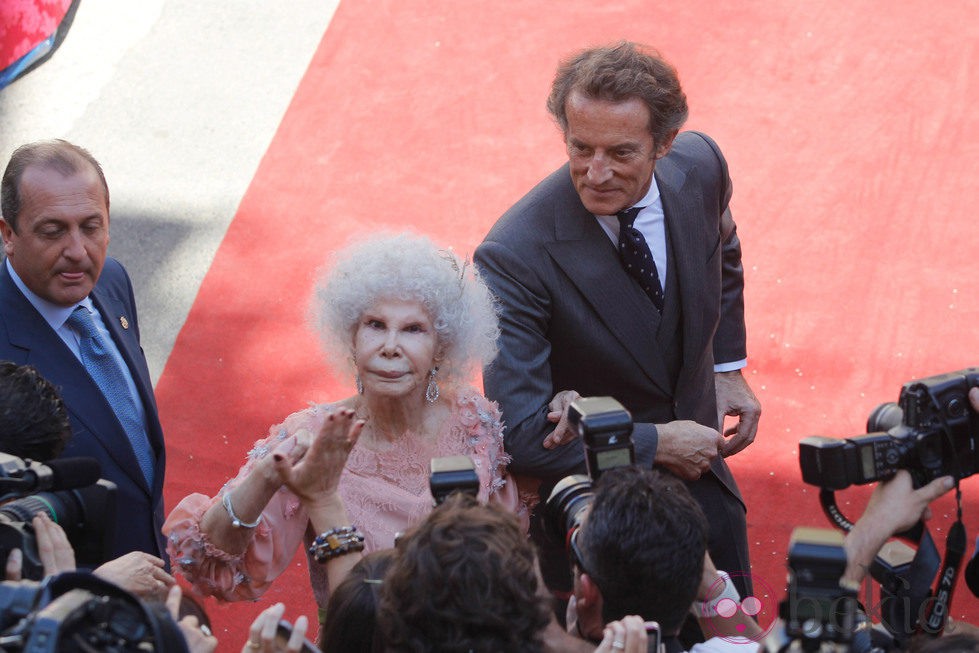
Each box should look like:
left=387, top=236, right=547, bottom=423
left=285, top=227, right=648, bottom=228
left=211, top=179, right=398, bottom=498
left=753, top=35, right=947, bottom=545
left=67, top=306, right=155, bottom=487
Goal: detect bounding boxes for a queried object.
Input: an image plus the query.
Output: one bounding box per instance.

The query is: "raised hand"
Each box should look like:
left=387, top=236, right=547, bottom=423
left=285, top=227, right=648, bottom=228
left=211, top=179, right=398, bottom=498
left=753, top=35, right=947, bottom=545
left=272, top=408, right=365, bottom=504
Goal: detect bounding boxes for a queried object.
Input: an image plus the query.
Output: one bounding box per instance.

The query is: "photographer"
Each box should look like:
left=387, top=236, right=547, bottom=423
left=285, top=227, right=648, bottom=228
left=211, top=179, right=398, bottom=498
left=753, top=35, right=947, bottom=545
left=0, top=361, right=175, bottom=599
left=567, top=466, right=757, bottom=652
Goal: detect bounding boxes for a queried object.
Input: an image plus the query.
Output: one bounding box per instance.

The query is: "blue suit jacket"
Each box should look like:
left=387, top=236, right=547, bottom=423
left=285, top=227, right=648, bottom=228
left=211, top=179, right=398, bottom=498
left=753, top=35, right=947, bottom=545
left=0, top=257, right=168, bottom=563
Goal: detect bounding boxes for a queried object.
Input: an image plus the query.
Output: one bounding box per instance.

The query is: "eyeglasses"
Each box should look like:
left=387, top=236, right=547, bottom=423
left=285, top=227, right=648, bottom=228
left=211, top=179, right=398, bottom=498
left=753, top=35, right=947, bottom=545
left=569, top=527, right=592, bottom=578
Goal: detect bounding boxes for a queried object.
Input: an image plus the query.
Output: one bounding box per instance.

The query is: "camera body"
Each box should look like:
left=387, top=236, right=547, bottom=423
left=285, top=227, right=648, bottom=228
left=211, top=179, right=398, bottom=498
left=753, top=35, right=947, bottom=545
left=799, top=368, right=979, bottom=490
left=429, top=455, right=479, bottom=505
left=779, top=527, right=858, bottom=645
left=570, top=396, right=635, bottom=481
left=544, top=397, right=635, bottom=547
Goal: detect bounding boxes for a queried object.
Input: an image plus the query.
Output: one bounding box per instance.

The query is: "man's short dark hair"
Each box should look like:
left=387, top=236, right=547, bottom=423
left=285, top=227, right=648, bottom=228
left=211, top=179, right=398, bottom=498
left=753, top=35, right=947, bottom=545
left=546, top=41, right=689, bottom=152
left=379, top=493, right=551, bottom=653
left=0, top=361, right=72, bottom=460
left=578, top=466, right=707, bottom=634
left=1, top=139, right=109, bottom=233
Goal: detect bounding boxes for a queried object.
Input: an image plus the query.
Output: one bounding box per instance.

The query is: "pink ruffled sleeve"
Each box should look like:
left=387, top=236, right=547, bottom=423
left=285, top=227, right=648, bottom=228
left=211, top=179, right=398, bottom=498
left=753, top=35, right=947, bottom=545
left=163, top=408, right=325, bottom=601
left=457, top=390, right=537, bottom=533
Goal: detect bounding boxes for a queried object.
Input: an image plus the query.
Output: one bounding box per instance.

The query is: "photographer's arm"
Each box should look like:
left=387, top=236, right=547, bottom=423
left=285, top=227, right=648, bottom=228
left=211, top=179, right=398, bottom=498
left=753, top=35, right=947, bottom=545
left=842, top=470, right=954, bottom=586
left=693, top=553, right=763, bottom=644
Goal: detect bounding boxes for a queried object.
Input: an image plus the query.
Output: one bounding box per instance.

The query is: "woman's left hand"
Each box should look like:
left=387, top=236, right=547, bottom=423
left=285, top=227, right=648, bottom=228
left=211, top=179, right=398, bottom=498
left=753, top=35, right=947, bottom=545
left=273, top=408, right=364, bottom=503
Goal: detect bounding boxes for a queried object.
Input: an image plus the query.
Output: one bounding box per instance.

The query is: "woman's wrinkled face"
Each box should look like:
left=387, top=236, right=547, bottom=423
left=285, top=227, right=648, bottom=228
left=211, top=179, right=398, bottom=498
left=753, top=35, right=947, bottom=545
left=353, top=297, right=439, bottom=400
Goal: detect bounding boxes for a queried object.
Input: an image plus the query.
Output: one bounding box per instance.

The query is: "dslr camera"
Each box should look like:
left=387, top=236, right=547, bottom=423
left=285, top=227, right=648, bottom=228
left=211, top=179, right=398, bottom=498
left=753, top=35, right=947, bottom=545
left=0, top=454, right=116, bottom=579
left=799, top=368, right=979, bottom=490
left=543, top=397, right=635, bottom=546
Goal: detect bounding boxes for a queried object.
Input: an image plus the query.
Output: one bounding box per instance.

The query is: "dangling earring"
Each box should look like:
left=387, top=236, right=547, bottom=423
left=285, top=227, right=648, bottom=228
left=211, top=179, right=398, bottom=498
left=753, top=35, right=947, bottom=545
left=356, top=375, right=364, bottom=395
left=425, top=367, right=440, bottom=404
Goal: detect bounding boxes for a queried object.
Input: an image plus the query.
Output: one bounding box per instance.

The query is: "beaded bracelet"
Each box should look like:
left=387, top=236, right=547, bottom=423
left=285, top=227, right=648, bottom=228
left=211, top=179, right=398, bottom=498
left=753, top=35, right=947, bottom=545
left=309, top=526, right=365, bottom=563
left=222, top=491, right=262, bottom=529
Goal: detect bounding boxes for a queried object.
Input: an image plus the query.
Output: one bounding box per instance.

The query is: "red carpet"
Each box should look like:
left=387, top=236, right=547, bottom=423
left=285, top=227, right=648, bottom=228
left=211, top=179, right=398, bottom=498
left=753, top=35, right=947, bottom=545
left=155, top=1, right=979, bottom=648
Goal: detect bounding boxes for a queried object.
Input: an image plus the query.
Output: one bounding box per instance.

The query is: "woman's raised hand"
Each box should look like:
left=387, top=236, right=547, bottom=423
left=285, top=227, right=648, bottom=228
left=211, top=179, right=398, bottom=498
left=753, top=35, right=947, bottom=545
left=272, top=408, right=365, bottom=504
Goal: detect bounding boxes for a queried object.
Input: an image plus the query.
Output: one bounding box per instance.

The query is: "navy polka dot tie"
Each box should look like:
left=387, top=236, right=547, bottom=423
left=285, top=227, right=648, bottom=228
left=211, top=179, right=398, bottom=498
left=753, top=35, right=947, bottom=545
left=617, top=207, right=664, bottom=312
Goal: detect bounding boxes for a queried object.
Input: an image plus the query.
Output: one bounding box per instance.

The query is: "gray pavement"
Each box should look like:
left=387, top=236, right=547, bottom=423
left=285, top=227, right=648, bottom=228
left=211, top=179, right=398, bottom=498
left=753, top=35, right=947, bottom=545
left=0, top=0, right=339, bottom=382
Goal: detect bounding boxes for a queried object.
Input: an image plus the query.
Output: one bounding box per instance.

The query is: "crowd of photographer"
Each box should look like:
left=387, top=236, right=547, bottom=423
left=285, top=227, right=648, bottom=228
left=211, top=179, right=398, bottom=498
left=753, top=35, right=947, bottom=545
left=2, top=355, right=978, bottom=651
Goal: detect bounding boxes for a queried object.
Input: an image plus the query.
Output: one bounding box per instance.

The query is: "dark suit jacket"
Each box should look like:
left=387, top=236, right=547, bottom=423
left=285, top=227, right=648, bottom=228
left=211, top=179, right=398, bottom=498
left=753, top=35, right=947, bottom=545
left=476, top=131, right=750, bottom=582
left=0, top=257, right=168, bottom=563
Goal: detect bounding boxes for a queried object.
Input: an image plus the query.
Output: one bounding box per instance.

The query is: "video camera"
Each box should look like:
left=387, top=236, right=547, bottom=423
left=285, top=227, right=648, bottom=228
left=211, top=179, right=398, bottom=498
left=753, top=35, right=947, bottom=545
left=543, top=397, right=636, bottom=550
left=0, top=454, right=116, bottom=579
left=799, top=368, right=979, bottom=490
left=0, top=572, right=188, bottom=652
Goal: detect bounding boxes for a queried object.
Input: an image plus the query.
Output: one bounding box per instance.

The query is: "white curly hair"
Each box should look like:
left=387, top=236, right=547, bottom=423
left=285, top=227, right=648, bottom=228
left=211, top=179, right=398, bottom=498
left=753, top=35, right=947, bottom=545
left=310, top=232, right=500, bottom=384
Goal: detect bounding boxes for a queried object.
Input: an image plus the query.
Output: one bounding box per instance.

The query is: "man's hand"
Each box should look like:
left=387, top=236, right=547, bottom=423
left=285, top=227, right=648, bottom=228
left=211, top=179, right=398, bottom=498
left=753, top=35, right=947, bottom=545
left=715, top=370, right=761, bottom=457
left=95, top=552, right=175, bottom=602
left=543, top=390, right=581, bottom=449
left=593, top=616, right=649, bottom=653
left=653, top=421, right=722, bottom=480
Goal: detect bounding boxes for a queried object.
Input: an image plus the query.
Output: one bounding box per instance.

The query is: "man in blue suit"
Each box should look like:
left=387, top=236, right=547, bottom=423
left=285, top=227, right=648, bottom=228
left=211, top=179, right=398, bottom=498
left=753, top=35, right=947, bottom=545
left=0, top=140, right=168, bottom=563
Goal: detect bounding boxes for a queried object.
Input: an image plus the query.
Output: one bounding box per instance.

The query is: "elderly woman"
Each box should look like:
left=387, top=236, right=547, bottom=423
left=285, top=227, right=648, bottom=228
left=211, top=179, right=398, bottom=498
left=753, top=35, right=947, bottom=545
left=163, top=233, right=529, bottom=610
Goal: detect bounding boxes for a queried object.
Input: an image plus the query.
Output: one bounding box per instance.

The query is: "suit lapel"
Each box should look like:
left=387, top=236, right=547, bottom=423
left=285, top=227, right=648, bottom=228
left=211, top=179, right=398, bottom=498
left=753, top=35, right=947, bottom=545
left=0, top=266, right=151, bottom=492
left=543, top=182, right=673, bottom=395
left=657, top=156, right=709, bottom=392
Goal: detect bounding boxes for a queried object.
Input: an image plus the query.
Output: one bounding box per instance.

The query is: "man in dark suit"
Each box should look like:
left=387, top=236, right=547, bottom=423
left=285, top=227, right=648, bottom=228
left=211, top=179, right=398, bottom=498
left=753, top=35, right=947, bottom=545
left=475, top=42, right=761, bottom=598
left=0, top=139, right=168, bottom=563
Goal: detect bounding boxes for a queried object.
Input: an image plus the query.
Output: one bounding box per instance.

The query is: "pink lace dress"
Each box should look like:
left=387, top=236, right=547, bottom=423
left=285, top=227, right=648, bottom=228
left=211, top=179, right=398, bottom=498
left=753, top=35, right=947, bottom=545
left=164, top=386, right=529, bottom=607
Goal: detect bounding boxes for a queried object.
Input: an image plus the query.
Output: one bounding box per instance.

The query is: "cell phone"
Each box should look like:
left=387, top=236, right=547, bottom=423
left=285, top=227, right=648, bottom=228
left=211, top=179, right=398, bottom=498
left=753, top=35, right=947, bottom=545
left=645, top=620, right=661, bottom=653
left=275, top=619, right=322, bottom=653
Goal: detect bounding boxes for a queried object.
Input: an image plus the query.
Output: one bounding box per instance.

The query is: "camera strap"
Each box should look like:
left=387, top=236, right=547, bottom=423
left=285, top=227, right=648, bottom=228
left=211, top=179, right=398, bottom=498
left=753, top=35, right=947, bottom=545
left=919, top=489, right=966, bottom=636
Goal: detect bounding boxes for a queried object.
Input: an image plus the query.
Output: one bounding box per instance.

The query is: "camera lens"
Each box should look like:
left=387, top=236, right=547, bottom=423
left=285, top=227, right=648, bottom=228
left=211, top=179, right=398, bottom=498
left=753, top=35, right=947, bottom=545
left=543, top=475, right=594, bottom=543
left=867, top=402, right=903, bottom=433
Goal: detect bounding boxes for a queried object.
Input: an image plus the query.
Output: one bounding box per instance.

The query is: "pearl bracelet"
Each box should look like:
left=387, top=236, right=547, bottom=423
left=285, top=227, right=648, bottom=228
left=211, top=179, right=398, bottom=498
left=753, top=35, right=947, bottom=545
left=222, top=491, right=262, bottom=529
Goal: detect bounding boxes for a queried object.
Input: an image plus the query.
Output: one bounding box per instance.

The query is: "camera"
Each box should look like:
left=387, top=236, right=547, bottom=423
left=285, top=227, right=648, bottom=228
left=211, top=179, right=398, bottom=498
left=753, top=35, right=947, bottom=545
left=543, top=397, right=636, bottom=546
left=0, top=572, right=189, bottom=652
left=0, top=454, right=116, bottom=579
left=429, top=456, right=479, bottom=505
left=799, top=368, right=979, bottom=490
left=571, top=396, right=635, bottom=480
left=779, top=528, right=858, bottom=646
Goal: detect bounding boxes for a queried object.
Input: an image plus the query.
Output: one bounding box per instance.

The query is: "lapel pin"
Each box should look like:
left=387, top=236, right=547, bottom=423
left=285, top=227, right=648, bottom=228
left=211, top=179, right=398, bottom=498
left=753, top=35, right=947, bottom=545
left=119, top=316, right=130, bottom=330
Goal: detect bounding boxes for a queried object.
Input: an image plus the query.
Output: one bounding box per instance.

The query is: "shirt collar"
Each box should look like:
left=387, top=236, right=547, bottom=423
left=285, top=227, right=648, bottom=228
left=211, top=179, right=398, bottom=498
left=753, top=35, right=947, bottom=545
left=5, top=259, right=93, bottom=331
left=626, top=175, right=661, bottom=212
